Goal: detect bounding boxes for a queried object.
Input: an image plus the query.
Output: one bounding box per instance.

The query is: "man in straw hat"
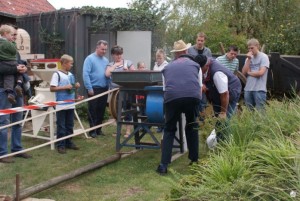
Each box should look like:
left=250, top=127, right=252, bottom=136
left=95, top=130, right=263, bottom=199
left=156, top=40, right=202, bottom=174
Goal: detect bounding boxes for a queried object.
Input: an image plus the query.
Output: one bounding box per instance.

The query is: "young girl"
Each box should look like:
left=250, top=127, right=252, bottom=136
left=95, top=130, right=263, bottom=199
left=50, top=54, right=82, bottom=154
left=153, top=49, right=168, bottom=71
left=153, top=49, right=168, bottom=133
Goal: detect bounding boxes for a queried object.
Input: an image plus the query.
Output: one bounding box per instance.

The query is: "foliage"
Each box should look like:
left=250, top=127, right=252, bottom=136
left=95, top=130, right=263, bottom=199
left=80, top=6, right=157, bottom=32
left=198, top=21, right=248, bottom=54
left=264, top=19, right=300, bottom=55
left=128, top=0, right=170, bottom=65
left=38, top=12, right=65, bottom=58
left=142, top=0, right=300, bottom=55
left=167, top=97, right=300, bottom=200
left=39, top=29, right=64, bottom=58
left=76, top=101, right=109, bottom=121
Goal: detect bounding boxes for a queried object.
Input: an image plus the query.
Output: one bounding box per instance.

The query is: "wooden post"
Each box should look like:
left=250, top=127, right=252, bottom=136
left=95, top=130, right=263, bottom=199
left=15, top=174, right=20, bottom=201
left=14, top=154, right=121, bottom=200
left=219, top=42, right=225, bottom=55
left=261, top=44, right=266, bottom=53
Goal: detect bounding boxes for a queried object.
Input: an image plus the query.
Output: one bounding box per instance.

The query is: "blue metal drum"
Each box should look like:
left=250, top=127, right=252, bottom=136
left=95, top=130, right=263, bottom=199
left=145, top=86, right=164, bottom=123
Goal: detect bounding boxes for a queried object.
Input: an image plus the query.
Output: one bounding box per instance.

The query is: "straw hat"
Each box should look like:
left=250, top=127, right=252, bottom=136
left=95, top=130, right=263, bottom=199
left=170, top=40, right=191, bottom=52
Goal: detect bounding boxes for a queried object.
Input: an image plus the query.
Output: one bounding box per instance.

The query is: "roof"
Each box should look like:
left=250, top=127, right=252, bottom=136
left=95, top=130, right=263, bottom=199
left=0, top=0, right=56, bottom=16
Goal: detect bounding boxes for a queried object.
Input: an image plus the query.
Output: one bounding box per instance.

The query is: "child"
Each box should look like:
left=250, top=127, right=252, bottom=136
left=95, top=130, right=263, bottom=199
left=0, top=25, right=23, bottom=104
left=153, top=49, right=168, bottom=133
left=50, top=54, right=81, bottom=154
left=153, top=49, right=168, bottom=71
left=136, top=61, right=146, bottom=115
left=137, top=61, right=146, bottom=70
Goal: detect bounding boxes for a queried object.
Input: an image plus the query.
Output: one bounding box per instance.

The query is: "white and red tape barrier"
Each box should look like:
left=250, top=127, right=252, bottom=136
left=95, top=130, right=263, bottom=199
left=0, top=99, right=76, bottom=116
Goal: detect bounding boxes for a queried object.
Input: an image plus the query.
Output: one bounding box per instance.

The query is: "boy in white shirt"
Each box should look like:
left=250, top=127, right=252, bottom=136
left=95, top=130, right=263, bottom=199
left=50, top=54, right=81, bottom=154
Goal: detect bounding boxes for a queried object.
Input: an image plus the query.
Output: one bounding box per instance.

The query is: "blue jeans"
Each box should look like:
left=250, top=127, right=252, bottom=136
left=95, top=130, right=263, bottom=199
left=161, top=97, right=200, bottom=165
left=244, top=91, right=266, bottom=111
left=56, top=109, right=74, bottom=148
left=212, top=98, right=239, bottom=119
left=199, top=93, right=207, bottom=113
left=0, top=88, right=23, bottom=156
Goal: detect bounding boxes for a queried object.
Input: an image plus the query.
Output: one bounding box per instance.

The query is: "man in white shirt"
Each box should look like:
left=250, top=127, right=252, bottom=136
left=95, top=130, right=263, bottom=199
left=195, top=55, right=241, bottom=119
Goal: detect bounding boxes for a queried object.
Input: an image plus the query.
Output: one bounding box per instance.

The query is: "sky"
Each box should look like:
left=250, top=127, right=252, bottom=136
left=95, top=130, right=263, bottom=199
left=47, top=0, right=131, bottom=9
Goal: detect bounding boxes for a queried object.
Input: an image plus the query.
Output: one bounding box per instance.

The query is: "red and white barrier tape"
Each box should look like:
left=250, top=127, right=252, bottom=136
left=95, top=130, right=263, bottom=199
left=0, top=99, right=76, bottom=116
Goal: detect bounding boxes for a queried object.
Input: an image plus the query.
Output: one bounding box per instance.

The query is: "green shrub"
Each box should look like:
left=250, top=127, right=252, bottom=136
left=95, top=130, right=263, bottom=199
left=76, top=102, right=110, bottom=121
left=167, top=97, right=300, bottom=200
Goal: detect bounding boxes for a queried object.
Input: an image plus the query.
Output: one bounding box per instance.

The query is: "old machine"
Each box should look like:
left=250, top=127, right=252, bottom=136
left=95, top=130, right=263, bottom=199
left=109, top=71, right=187, bottom=152
left=23, top=59, right=86, bottom=149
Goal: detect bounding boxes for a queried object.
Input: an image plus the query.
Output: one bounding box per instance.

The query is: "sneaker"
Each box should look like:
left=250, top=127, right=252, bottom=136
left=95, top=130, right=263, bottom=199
left=57, top=147, right=66, bottom=154
left=0, top=157, right=15, bottom=163
left=89, top=131, right=97, bottom=138
left=189, top=160, right=199, bottom=166
left=7, top=94, right=16, bottom=104
left=156, top=127, right=164, bottom=133
left=14, top=153, right=32, bottom=159
left=156, top=164, right=168, bottom=175
left=66, top=144, right=80, bottom=150
left=15, top=85, right=23, bottom=97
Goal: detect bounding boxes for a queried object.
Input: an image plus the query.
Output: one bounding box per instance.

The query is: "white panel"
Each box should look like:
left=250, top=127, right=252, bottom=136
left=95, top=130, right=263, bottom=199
left=117, top=31, right=152, bottom=70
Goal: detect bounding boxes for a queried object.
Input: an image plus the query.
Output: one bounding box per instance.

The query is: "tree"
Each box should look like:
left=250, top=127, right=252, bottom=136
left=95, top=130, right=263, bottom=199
left=130, top=0, right=300, bottom=55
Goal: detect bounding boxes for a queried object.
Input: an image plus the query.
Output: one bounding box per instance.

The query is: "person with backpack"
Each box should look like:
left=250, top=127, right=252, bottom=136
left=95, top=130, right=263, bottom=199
left=50, top=54, right=81, bottom=154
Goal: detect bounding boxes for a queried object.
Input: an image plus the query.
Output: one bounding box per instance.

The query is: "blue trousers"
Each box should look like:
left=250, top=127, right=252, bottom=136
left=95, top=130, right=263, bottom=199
left=56, top=109, right=75, bottom=148
left=0, top=88, right=23, bottom=156
left=161, top=97, right=200, bottom=165
left=244, top=91, right=266, bottom=111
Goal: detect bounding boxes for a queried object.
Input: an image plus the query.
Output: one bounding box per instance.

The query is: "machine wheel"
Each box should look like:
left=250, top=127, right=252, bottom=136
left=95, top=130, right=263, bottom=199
left=109, top=89, right=119, bottom=119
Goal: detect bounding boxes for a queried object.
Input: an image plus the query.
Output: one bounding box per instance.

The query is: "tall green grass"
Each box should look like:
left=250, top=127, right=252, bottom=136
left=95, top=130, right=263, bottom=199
left=167, top=97, right=300, bottom=201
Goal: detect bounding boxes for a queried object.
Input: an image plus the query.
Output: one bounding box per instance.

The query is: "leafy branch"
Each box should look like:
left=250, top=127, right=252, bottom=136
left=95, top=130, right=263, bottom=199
left=80, top=7, right=157, bottom=32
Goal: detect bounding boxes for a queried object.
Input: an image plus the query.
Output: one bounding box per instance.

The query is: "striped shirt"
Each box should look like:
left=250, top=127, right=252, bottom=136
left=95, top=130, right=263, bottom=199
left=216, top=54, right=239, bottom=73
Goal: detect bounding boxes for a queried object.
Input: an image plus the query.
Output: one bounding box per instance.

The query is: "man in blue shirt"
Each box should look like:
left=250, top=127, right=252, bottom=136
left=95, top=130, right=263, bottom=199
left=83, top=40, right=109, bottom=138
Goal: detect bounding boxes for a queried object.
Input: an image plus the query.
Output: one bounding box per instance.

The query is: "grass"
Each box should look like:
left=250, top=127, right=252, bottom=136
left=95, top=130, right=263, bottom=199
left=167, top=97, right=300, bottom=201
left=0, top=119, right=209, bottom=200
left=3, top=98, right=299, bottom=200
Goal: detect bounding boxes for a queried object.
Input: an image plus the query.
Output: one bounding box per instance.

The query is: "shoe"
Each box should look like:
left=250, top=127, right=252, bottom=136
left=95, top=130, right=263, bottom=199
left=97, top=130, right=105, bottom=136
left=7, top=94, right=16, bottom=104
left=156, top=164, right=167, bottom=174
left=89, top=131, right=97, bottom=138
left=66, top=144, right=80, bottom=150
left=156, top=127, right=163, bottom=133
left=189, top=160, right=198, bottom=166
left=14, top=153, right=32, bottom=159
left=57, top=147, right=66, bottom=154
left=0, top=157, right=15, bottom=163
left=15, top=85, right=23, bottom=97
